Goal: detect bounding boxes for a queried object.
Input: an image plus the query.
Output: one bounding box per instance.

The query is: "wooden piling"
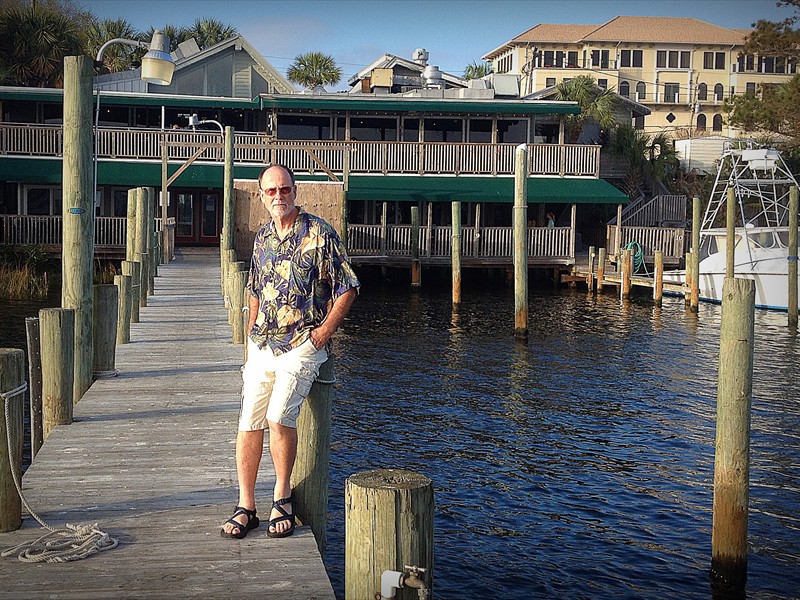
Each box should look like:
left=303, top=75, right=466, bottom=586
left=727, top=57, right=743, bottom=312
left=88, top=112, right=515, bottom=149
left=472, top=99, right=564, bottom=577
left=685, top=251, right=693, bottom=305
left=61, top=55, right=94, bottom=404
left=0, top=348, right=25, bottom=532
left=25, top=318, right=43, bottom=458
left=513, top=144, right=528, bottom=340
left=115, top=274, right=132, bottom=344
left=726, top=187, right=736, bottom=279
left=122, top=260, right=141, bottom=323
left=39, top=308, right=74, bottom=440
left=135, top=187, right=149, bottom=304
left=222, top=126, right=235, bottom=254
left=139, top=252, right=150, bottom=308
left=410, top=206, right=421, bottom=287
left=597, top=247, right=606, bottom=292
left=711, top=277, right=755, bottom=591
left=587, top=246, right=596, bottom=290
left=451, top=201, right=462, bottom=308
left=126, top=188, right=137, bottom=262
left=345, top=469, right=433, bottom=600
left=789, top=186, right=798, bottom=328
left=621, top=248, right=632, bottom=300
left=92, top=284, right=118, bottom=377
left=690, top=195, right=701, bottom=313
left=654, top=250, right=664, bottom=307
left=291, top=356, right=335, bottom=552
left=229, top=270, right=247, bottom=344
left=146, top=188, right=156, bottom=294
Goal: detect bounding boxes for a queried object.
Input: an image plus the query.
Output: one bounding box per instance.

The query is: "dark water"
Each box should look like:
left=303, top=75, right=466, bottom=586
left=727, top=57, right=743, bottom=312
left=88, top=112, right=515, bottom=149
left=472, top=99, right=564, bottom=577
left=325, top=282, right=800, bottom=600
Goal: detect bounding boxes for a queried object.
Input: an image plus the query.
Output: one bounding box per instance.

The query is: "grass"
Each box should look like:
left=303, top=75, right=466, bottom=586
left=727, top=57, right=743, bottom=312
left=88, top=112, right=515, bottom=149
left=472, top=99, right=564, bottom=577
left=0, top=264, right=49, bottom=299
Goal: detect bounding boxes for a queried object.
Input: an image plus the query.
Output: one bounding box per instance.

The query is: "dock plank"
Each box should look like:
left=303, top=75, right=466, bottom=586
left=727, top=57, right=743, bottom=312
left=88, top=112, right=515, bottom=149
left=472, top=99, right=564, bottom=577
left=0, top=248, right=335, bottom=600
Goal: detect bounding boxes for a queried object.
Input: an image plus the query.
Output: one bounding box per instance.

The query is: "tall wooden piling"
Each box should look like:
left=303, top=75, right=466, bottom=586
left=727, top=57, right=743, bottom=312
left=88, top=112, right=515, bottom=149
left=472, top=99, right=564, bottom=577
left=114, top=274, right=132, bottom=344
left=711, top=277, right=755, bottom=591
left=291, top=357, right=335, bottom=552
left=136, top=187, right=149, bottom=305
left=126, top=188, right=137, bottom=262
left=587, top=246, right=596, bottom=290
left=122, top=260, right=141, bottom=323
left=513, top=144, right=528, bottom=340
left=597, top=247, right=606, bottom=292
left=685, top=251, right=693, bottom=305
left=410, top=206, right=421, bottom=287
left=146, top=188, right=156, bottom=294
left=654, top=250, right=664, bottom=307
left=92, top=284, right=118, bottom=377
left=39, top=308, right=75, bottom=440
left=229, top=270, right=247, bottom=344
left=726, top=187, right=736, bottom=278
left=139, top=252, right=150, bottom=308
left=61, top=56, right=94, bottom=403
left=0, top=348, right=25, bottom=532
left=690, top=195, right=701, bottom=312
left=25, top=318, right=43, bottom=458
left=345, top=469, right=433, bottom=600
left=789, top=186, right=798, bottom=328
left=621, top=249, right=632, bottom=300
left=161, top=133, right=170, bottom=264
left=451, top=201, right=462, bottom=308
left=222, top=126, right=235, bottom=254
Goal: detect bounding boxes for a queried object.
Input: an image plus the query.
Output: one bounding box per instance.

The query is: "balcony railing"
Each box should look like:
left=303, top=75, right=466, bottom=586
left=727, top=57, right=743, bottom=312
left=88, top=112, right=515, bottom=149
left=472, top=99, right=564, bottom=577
left=0, top=123, right=601, bottom=178
left=1, top=215, right=167, bottom=247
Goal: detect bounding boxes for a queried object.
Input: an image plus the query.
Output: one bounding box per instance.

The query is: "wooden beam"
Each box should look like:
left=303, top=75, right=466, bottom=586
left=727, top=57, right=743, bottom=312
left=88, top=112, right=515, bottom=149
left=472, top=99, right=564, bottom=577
left=167, top=146, right=209, bottom=186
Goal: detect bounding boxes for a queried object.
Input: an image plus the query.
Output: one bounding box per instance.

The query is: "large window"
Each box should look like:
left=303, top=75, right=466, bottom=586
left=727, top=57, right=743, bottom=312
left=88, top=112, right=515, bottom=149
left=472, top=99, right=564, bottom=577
left=567, top=51, right=579, bottom=67
left=424, top=118, right=463, bottom=142
left=467, top=119, right=492, bottom=143
left=591, top=49, right=609, bottom=69
left=348, top=117, right=398, bottom=141
left=619, top=49, right=643, bottom=68
left=663, top=83, right=680, bottom=103
left=697, top=83, right=708, bottom=101
left=496, top=119, right=528, bottom=143
left=713, top=114, right=723, bottom=131
left=619, top=81, right=630, bottom=97
left=746, top=82, right=756, bottom=96
left=657, top=50, right=690, bottom=69
left=696, top=114, right=707, bottom=130
left=704, top=52, right=726, bottom=70
left=24, top=187, right=62, bottom=215
left=277, top=114, right=331, bottom=140
left=636, top=81, right=646, bottom=101
left=714, top=83, right=724, bottom=101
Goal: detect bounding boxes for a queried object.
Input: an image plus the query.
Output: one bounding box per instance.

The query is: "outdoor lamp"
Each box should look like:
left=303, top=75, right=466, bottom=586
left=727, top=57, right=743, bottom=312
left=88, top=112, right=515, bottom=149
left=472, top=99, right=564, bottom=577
left=95, top=30, right=174, bottom=85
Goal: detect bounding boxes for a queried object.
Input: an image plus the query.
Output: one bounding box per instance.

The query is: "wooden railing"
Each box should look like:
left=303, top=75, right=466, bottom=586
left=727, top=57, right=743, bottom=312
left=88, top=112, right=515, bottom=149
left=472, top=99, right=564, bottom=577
left=0, top=123, right=601, bottom=178
left=347, top=223, right=574, bottom=261
left=606, top=225, right=687, bottom=264
left=619, top=194, right=687, bottom=227
left=1, top=215, right=167, bottom=247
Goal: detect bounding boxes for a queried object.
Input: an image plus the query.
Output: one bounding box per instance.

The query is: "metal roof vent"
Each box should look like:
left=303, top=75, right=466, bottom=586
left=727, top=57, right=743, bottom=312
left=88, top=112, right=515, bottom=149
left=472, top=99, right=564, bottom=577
left=423, top=65, right=443, bottom=89
left=412, top=48, right=429, bottom=66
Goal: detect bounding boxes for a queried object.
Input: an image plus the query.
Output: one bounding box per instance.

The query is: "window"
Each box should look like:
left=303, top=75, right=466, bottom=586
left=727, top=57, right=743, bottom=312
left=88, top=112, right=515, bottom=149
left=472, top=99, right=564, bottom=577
left=349, top=117, right=398, bottom=141
left=620, top=50, right=631, bottom=67
left=762, top=56, right=775, bottom=73
left=555, top=51, right=565, bottom=67
left=746, top=82, right=756, bottom=96
left=632, top=50, right=643, bottom=67
left=619, top=81, right=630, bottom=97
left=714, top=83, right=724, bottom=101
left=567, top=51, right=578, bottom=67
left=713, top=114, right=723, bottom=131
left=715, top=52, right=725, bottom=70
left=657, top=50, right=667, bottom=68
left=424, top=118, right=463, bottom=142
left=696, top=114, right=707, bottom=130
left=634, top=115, right=645, bottom=130
left=636, top=81, right=646, bottom=100
left=704, top=52, right=714, bottom=69
left=277, top=114, right=331, bottom=139
left=598, top=79, right=608, bottom=90
left=544, top=51, right=555, bottom=67
left=591, top=49, right=609, bottom=69
left=663, top=83, right=680, bottom=102
left=658, top=50, right=689, bottom=69
left=698, top=83, right=707, bottom=101
left=546, top=77, right=556, bottom=87
left=467, top=119, right=492, bottom=143
left=496, top=119, right=528, bottom=143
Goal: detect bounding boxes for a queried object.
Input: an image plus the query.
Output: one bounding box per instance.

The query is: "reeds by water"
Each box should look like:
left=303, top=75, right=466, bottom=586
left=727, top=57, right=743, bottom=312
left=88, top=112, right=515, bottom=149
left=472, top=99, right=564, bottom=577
left=0, top=264, right=49, bottom=299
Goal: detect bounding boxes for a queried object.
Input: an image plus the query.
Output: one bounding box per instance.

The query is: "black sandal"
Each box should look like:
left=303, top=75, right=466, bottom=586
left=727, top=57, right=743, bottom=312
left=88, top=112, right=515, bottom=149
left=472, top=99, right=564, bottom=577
left=221, top=505, right=259, bottom=539
left=267, top=497, right=296, bottom=538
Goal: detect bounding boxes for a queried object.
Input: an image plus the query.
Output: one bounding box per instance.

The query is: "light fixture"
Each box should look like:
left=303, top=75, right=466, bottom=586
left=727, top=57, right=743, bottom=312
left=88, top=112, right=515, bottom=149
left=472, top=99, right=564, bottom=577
left=95, top=30, right=174, bottom=86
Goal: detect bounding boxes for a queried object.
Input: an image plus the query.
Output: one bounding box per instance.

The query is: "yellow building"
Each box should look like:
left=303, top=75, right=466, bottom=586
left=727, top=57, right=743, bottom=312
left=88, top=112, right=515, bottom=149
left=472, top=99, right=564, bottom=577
left=482, top=16, right=796, bottom=137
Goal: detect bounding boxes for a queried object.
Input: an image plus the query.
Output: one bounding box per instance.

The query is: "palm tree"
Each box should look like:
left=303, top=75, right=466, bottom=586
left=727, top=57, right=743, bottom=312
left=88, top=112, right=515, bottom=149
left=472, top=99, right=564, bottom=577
left=86, top=18, right=142, bottom=74
left=555, top=75, right=619, bottom=143
left=0, top=5, right=85, bottom=87
left=187, top=17, right=237, bottom=49
left=464, top=61, right=492, bottom=80
left=287, top=51, right=342, bottom=90
left=608, top=124, right=680, bottom=199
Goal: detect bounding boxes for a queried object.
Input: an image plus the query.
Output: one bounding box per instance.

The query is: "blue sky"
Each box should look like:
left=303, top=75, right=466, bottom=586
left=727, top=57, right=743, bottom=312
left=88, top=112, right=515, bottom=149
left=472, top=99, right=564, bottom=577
left=83, top=0, right=790, bottom=90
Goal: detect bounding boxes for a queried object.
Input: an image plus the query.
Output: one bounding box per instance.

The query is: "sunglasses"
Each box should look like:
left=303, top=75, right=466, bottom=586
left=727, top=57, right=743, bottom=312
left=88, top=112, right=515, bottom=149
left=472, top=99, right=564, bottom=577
left=261, top=186, right=294, bottom=197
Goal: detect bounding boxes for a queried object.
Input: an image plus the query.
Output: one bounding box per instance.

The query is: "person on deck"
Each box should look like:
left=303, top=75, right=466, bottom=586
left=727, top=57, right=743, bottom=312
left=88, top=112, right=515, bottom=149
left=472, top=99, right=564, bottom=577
left=221, top=164, right=359, bottom=539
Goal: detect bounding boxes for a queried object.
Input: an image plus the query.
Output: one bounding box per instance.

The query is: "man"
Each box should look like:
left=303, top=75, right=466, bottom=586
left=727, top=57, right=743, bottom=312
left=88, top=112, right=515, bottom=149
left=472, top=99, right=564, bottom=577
left=221, top=164, right=359, bottom=539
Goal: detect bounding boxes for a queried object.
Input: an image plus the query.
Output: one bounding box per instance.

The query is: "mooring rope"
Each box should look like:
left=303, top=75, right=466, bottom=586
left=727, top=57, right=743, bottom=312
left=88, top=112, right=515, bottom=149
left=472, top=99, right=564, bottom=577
left=1, top=383, right=118, bottom=562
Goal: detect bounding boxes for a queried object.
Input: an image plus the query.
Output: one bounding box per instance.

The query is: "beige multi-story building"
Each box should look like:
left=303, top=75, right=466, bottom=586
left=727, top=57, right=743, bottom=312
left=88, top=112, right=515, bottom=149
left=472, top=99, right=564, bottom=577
left=482, top=16, right=796, bottom=137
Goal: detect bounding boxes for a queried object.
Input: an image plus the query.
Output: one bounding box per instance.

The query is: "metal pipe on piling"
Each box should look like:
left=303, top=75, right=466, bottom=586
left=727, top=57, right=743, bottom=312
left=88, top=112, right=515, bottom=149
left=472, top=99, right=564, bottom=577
left=789, top=186, right=798, bottom=328
left=513, top=144, right=528, bottom=340
left=711, top=277, right=755, bottom=592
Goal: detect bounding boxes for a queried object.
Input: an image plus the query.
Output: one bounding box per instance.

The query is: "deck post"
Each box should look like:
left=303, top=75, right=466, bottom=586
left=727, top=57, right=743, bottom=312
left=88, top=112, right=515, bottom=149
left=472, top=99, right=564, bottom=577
left=788, top=186, right=798, bottom=328
left=621, top=248, right=632, bottom=300
left=222, top=126, right=235, bottom=254
left=711, top=277, right=755, bottom=592
left=654, top=250, right=664, bottom=307
left=122, top=261, right=140, bottom=323
left=291, top=356, right=335, bottom=552
left=229, top=270, right=247, bottom=344
left=690, top=195, right=701, bottom=312
left=597, top=247, right=606, bottom=292
left=345, top=469, right=433, bottom=600
left=114, top=274, right=132, bottom=344
left=726, top=187, right=736, bottom=279
left=587, top=246, right=596, bottom=290
left=452, top=201, right=462, bottom=308
left=25, top=317, right=43, bottom=458
left=126, top=188, right=137, bottom=262
left=135, top=188, right=149, bottom=306
left=61, top=55, right=94, bottom=403
left=615, top=203, right=623, bottom=257
left=0, top=348, right=25, bottom=532
left=411, top=206, right=421, bottom=287
left=380, top=201, right=388, bottom=256
left=685, top=251, right=693, bottom=305
left=92, top=284, right=118, bottom=377
left=39, top=308, right=74, bottom=440
left=513, top=144, right=528, bottom=340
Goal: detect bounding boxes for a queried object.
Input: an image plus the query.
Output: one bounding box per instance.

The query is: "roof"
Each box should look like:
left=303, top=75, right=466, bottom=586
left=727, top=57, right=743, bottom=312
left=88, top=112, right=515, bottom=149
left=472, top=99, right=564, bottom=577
left=346, top=175, right=627, bottom=204
left=484, top=16, right=749, bottom=58
left=346, top=53, right=467, bottom=88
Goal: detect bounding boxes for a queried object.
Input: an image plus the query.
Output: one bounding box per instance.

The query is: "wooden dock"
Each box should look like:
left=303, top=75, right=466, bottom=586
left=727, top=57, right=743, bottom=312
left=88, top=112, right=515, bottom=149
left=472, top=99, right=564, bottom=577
left=0, top=248, right=335, bottom=599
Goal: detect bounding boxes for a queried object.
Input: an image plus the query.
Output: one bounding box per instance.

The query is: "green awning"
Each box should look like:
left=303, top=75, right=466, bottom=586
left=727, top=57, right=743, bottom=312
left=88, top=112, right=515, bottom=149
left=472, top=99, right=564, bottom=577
left=346, top=175, right=628, bottom=204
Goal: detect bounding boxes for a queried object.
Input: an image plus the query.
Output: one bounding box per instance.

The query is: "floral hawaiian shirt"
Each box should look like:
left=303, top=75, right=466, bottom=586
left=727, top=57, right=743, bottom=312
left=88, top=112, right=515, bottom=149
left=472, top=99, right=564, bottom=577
left=247, top=208, right=360, bottom=355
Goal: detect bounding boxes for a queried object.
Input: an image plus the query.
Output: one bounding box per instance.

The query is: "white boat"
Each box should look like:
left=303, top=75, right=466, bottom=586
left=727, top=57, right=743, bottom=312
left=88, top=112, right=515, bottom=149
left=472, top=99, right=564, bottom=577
left=665, top=143, right=800, bottom=311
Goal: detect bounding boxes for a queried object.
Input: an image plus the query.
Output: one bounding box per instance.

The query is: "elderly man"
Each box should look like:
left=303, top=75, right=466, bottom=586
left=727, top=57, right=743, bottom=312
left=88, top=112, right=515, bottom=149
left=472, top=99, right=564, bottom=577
left=222, top=164, right=359, bottom=539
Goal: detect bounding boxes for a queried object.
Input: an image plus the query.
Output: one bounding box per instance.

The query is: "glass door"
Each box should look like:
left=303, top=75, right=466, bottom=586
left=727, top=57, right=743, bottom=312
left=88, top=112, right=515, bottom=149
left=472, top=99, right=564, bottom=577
left=199, top=192, right=220, bottom=244
left=173, top=190, right=221, bottom=245
left=176, top=193, right=194, bottom=242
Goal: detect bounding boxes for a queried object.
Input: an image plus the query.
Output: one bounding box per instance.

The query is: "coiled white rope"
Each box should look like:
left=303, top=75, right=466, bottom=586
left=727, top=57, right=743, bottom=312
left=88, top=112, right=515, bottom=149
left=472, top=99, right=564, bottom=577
left=1, top=382, right=118, bottom=562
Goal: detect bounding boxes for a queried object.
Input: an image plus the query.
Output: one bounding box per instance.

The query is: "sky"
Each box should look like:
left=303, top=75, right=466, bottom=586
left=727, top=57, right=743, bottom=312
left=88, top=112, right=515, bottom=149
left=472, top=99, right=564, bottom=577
left=83, top=0, right=791, bottom=90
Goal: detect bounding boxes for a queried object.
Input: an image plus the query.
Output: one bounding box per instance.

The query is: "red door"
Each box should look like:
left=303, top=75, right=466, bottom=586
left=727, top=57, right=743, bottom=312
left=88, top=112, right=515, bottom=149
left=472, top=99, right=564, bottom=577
left=174, top=190, right=220, bottom=245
